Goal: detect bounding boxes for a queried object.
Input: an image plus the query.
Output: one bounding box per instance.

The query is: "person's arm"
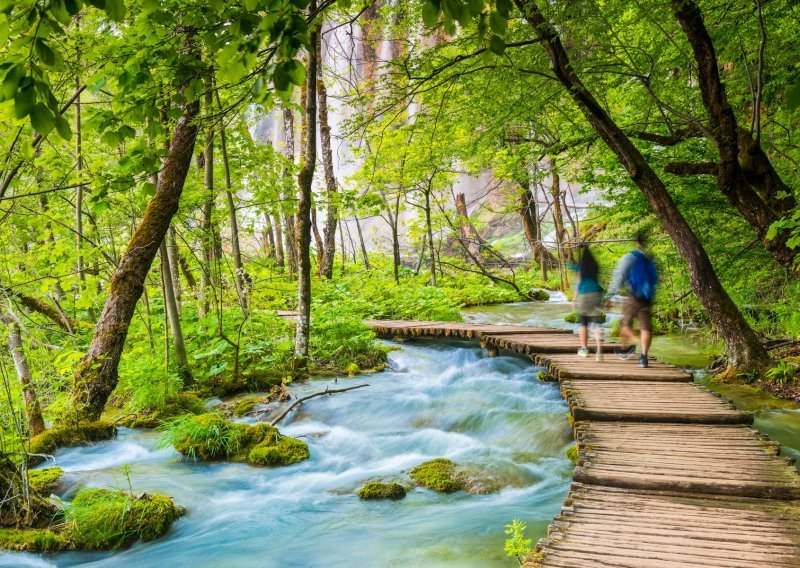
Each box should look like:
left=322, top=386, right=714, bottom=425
left=607, top=253, right=633, bottom=296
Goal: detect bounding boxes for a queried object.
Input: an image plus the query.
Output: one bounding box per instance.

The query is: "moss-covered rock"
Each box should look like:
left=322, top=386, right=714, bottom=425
left=409, top=458, right=465, bottom=493
left=233, top=397, right=260, bottom=417
left=357, top=482, right=407, bottom=500
left=564, top=311, right=606, bottom=324
left=0, top=528, right=69, bottom=552
left=529, top=289, right=551, bottom=302
left=28, top=467, right=63, bottom=495
left=566, top=445, right=578, bottom=466
left=161, top=413, right=309, bottom=467
left=118, top=393, right=207, bottom=428
left=28, top=422, right=117, bottom=464
left=64, top=488, right=184, bottom=550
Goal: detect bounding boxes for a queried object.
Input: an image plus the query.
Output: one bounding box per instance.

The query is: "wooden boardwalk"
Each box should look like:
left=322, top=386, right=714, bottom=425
left=366, top=319, right=800, bottom=567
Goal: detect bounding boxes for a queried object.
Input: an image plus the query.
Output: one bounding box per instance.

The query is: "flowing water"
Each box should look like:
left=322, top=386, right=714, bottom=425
left=5, top=343, right=572, bottom=568
left=7, top=298, right=800, bottom=567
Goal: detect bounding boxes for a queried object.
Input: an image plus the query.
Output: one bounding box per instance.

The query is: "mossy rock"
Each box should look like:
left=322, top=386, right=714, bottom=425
left=357, top=482, right=406, bottom=500
left=248, top=436, right=309, bottom=467
left=409, top=458, right=465, bottom=493
left=565, top=445, right=578, bottom=466
left=233, top=397, right=260, bottom=417
left=28, top=422, right=117, bottom=464
left=118, top=393, right=207, bottom=428
left=165, top=413, right=309, bottom=467
left=0, top=528, right=69, bottom=552
left=64, top=488, right=185, bottom=550
left=564, top=311, right=606, bottom=324
left=529, top=289, right=551, bottom=302
left=28, top=467, right=64, bottom=495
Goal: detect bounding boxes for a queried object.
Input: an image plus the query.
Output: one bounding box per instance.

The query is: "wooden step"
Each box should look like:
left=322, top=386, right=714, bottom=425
left=535, top=353, right=692, bottom=382
left=483, top=334, right=622, bottom=355
left=573, top=422, right=800, bottom=499
left=526, top=484, right=800, bottom=568
left=562, top=380, right=752, bottom=425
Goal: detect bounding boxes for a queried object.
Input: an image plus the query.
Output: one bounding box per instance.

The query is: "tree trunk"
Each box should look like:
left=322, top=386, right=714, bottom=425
left=386, top=195, right=402, bottom=283
left=199, top=83, right=216, bottom=317
left=424, top=189, right=436, bottom=286
left=70, top=30, right=200, bottom=420
left=670, top=0, right=797, bottom=271
left=75, top=75, right=87, bottom=297
left=281, top=107, right=298, bottom=275
left=311, top=207, right=325, bottom=270
left=2, top=312, right=46, bottom=437
left=0, top=287, right=78, bottom=334
left=273, top=213, right=285, bottom=269
left=294, top=5, right=317, bottom=373
left=339, top=218, right=347, bottom=275
left=454, top=192, right=485, bottom=262
left=160, top=241, right=192, bottom=386
left=354, top=215, right=371, bottom=271
left=219, top=121, right=250, bottom=311
left=166, top=225, right=181, bottom=309
left=514, top=0, right=770, bottom=370
left=549, top=160, right=573, bottom=264
left=317, top=31, right=338, bottom=280
left=518, top=182, right=557, bottom=274
left=263, top=213, right=276, bottom=259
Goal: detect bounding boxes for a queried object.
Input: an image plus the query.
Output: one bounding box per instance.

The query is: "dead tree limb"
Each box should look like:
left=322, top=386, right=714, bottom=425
left=270, top=383, right=369, bottom=426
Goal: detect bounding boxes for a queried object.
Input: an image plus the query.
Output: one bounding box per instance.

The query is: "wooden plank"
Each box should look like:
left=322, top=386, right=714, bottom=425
left=527, top=484, right=800, bottom=568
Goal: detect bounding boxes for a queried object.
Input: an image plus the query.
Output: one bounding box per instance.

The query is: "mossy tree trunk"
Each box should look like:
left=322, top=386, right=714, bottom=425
left=70, top=30, right=201, bottom=420
left=2, top=312, right=46, bottom=437
left=281, top=107, right=298, bottom=276
left=294, top=4, right=317, bottom=374
left=513, top=0, right=770, bottom=371
left=199, top=82, right=218, bottom=317
left=159, top=241, right=192, bottom=386
left=317, top=29, right=338, bottom=280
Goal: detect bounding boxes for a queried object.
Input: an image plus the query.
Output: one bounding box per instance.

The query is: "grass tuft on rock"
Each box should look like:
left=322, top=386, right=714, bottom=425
left=357, top=482, right=407, bottom=500
left=28, top=467, right=64, bottom=495
left=409, top=458, right=465, bottom=493
left=63, top=488, right=184, bottom=550
left=158, top=413, right=309, bottom=467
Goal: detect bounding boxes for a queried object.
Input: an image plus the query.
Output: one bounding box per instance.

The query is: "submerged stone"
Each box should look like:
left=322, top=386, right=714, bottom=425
left=357, top=482, right=407, bottom=500
left=409, top=458, right=465, bottom=493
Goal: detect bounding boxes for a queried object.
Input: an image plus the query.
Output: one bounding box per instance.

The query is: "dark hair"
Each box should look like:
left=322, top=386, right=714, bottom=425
left=578, top=245, right=599, bottom=281
left=634, top=231, right=646, bottom=247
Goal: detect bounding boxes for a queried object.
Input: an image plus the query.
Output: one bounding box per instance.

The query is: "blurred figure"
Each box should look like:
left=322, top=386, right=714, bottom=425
left=607, top=233, right=659, bottom=368
left=570, top=244, right=605, bottom=361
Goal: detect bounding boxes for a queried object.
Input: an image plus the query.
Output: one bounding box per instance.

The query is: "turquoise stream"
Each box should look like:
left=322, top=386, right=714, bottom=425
left=5, top=298, right=799, bottom=567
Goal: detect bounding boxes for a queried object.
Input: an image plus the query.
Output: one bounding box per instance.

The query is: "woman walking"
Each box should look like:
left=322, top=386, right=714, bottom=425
left=570, top=244, right=605, bottom=361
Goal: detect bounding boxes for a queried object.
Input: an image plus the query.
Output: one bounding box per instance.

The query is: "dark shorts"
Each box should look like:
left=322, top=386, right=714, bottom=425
left=621, top=296, right=652, bottom=332
left=579, top=315, right=603, bottom=326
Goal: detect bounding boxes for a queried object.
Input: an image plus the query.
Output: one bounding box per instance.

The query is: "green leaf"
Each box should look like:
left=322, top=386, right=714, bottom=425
left=104, top=0, right=126, bottom=21
left=291, top=0, right=309, bottom=7
left=64, top=0, right=80, bottom=15
left=86, top=0, right=106, bottom=8
left=496, top=0, right=512, bottom=18
left=489, top=34, right=505, bottom=55
left=286, top=60, right=306, bottom=86
left=442, top=0, right=461, bottom=20
left=422, top=1, right=440, bottom=27
left=54, top=113, right=72, bottom=140
left=787, top=81, right=800, bottom=111
left=141, top=181, right=157, bottom=196
left=14, top=85, right=35, bottom=119
left=466, top=0, right=483, bottom=17
left=30, top=103, right=54, bottom=135
left=1, top=64, right=23, bottom=100
left=34, top=40, right=57, bottom=67
left=490, top=11, right=507, bottom=35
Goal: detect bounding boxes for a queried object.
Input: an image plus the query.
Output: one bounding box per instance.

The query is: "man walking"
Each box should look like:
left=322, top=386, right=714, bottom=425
left=607, top=233, right=658, bottom=368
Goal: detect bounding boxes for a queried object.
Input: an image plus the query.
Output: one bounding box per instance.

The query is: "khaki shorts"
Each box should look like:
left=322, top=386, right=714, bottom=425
left=621, top=296, right=652, bottom=332
left=577, top=291, right=603, bottom=325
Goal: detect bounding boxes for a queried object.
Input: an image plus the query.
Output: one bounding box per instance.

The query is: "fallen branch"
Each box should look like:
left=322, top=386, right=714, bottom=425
left=269, top=383, right=369, bottom=426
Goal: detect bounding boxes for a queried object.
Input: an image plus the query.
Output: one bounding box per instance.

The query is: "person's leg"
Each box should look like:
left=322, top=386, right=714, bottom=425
left=578, top=322, right=588, bottom=349
left=592, top=320, right=603, bottom=361
left=619, top=298, right=637, bottom=347
left=639, top=303, right=653, bottom=356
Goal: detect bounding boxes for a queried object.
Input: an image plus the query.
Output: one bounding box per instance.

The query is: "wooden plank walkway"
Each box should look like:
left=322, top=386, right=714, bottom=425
left=364, top=319, right=800, bottom=567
